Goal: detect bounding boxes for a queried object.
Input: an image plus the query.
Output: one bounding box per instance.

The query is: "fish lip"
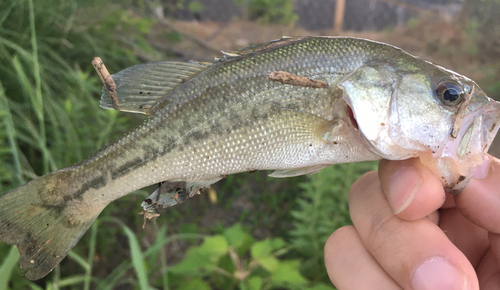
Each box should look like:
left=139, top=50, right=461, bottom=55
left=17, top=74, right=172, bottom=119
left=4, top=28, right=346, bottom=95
left=481, top=100, right=500, bottom=152
left=452, top=98, right=500, bottom=159
left=440, top=95, right=500, bottom=191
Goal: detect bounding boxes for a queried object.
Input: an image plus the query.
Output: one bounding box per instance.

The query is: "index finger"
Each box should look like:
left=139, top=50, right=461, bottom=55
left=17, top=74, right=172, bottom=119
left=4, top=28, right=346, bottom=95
left=456, top=155, right=500, bottom=234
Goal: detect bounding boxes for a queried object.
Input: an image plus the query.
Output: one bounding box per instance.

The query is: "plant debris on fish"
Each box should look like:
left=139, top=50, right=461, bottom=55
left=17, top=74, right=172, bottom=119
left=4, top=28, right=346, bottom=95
left=1, top=36, right=499, bottom=280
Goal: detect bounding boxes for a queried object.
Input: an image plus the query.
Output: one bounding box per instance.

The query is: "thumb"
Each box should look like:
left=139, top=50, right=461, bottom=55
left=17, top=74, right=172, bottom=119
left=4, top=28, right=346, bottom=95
left=379, top=158, right=445, bottom=221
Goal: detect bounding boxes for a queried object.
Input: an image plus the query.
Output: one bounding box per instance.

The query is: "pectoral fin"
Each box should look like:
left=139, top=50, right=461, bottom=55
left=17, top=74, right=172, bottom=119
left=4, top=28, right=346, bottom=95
left=269, top=164, right=330, bottom=178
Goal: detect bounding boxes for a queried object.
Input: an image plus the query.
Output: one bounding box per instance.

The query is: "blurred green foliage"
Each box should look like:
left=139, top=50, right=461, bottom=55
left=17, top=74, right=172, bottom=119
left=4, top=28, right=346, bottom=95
left=460, top=0, right=500, bottom=99
left=290, top=162, right=377, bottom=282
left=0, top=0, right=161, bottom=192
left=246, top=0, right=297, bottom=25
left=234, top=0, right=297, bottom=25
left=166, top=0, right=206, bottom=14
left=168, top=223, right=335, bottom=290
left=0, top=0, right=168, bottom=288
left=467, top=0, right=500, bottom=59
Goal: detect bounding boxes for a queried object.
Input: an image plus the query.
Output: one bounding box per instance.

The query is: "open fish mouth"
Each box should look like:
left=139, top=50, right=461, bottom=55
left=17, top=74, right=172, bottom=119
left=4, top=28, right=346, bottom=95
left=347, top=105, right=359, bottom=130
left=480, top=101, right=500, bottom=153
left=440, top=96, right=500, bottom=192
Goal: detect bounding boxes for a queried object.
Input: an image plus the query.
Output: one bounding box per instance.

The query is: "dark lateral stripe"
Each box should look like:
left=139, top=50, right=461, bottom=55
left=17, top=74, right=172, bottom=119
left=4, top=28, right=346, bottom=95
left=111, top=158, right=145, bottom=180
left=68, top=175, right=107, bottom=201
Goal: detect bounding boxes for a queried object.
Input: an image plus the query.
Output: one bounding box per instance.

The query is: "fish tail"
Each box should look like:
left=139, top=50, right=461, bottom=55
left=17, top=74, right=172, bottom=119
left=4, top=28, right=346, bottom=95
left=0, top=169, right=99, bottom=280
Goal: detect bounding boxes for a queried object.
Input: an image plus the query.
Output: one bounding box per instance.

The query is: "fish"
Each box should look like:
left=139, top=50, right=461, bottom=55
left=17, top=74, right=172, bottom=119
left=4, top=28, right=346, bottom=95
left=1, top=36, right=499, bottom=280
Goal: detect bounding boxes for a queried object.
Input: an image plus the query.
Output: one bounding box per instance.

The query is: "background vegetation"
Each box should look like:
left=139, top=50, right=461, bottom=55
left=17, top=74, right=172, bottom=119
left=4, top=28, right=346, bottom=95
left=0, top=0, right=498, bottom=289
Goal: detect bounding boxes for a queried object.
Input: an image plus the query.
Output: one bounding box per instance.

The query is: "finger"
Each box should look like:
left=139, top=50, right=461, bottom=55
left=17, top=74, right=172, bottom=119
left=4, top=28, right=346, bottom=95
left=439, top=208, right=489, bottom=267
left=428, top=210, right=440, bottom=225
left=476, top=246, right=500, bottom=289
left=350, top=171, right=479, bottom=290
left=456, top=155, right=500, bottom=234
left=379, top=159, right=446, bottom=220
left=324, top=226, right=401, bottom=290
left=489, top=232, right=500, bottom=274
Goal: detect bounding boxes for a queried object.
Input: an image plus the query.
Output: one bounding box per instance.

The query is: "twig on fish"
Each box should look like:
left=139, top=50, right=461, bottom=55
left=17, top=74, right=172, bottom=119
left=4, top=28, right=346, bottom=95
left=92, top=57, right=120, bottom=111
left=451, top=86, right=474, bottom=139
left=268, top=71, right=328, bottom=89
left=139, top=210, right=160, bottom=228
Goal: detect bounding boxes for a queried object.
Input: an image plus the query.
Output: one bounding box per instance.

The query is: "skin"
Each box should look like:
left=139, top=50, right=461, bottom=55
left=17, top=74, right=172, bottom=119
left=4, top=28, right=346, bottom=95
left=324, top=155, right=500, bottom=290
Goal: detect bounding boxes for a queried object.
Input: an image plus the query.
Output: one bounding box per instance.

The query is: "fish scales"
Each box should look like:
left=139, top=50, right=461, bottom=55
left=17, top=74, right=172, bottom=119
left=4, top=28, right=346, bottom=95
left=68, top=37, right=389, bottom=205
left=2, top=36, right=499, bottom=281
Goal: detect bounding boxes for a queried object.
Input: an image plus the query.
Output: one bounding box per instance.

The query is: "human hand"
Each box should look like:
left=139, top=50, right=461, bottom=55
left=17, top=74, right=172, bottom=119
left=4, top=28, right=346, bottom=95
left=324, top=155, right=500, bottom=289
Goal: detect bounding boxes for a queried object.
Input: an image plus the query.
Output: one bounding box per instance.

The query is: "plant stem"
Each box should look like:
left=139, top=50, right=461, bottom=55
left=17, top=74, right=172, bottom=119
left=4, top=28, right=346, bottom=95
left=28, top=0, right=47, bottom=173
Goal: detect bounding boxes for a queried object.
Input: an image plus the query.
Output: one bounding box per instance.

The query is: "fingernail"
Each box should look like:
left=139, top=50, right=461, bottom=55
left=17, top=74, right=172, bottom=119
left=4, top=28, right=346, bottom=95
left=411, top=256, right=467, bottom=290
left=473, top=156, right=490, bottom=180
left=387, top=166, right=423, bottom=214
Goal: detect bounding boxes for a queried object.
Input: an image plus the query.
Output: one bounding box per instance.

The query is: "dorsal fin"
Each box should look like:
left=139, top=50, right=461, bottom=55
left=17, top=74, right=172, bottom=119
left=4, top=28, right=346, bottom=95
left=100, top=61, right=210, bottom=115
left=101, top=37, right=306, bottom=114
left=216, top=36, right=305, bottom=62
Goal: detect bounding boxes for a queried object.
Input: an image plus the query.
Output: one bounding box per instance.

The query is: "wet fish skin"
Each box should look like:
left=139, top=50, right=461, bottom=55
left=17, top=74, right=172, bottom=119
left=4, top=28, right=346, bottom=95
left=0, top=36, right=499, bottom=280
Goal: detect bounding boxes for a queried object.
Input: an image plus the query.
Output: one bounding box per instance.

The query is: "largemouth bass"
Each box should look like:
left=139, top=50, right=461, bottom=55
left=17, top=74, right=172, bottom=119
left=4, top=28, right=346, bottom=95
left=1, top=36, right=499, bottom=280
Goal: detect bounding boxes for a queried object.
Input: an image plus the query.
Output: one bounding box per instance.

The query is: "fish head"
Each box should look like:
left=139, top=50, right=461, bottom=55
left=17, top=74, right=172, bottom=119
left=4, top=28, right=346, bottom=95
left=339, top=61, right=500, bottom=193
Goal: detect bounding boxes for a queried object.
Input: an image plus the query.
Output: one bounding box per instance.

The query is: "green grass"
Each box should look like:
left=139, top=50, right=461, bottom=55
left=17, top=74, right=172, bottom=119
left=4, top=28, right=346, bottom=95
left=0, top=0, right=171, bottom=288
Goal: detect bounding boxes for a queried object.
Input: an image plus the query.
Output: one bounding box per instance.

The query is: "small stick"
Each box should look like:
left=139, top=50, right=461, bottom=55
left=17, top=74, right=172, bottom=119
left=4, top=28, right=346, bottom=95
left=139, top=210, right=160, bottom=229
left=92, top=57, right=120, bottom=111
left=268, top=71, right=328, bottom=89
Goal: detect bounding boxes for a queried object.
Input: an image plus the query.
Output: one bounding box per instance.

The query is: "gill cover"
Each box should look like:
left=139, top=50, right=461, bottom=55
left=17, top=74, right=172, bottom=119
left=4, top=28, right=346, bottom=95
left=338, top=63, right=415, bottom=159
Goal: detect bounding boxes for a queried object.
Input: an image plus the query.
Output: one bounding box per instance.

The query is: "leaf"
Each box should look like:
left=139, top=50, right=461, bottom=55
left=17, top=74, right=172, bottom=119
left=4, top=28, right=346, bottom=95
left=306, top=283, right=336, bottom=290
left=270, top=237, right=285, bottom=250
left=170, top=235, right=228, bottom=276
left=223, top=223, right=251, bottom=250
left=187, top=1, right=205, bottom=13
left=271, top=260, right=308, bottom=286
left=247, top=276, right=263, bottom=290
left=169, top=247, right=213, bottom=276
left=122, top=224, right=150, bottom=290
left=0, top=246, right=19, bottom=290
left=256, top=255, right=279, bottom=272
left=177, top=278, right=211, bottom=290
left=251, top=239, right=272, bottom=259
left=250, top=239, right=281, bottom=272
left=198, top=235, right=229, bottom=258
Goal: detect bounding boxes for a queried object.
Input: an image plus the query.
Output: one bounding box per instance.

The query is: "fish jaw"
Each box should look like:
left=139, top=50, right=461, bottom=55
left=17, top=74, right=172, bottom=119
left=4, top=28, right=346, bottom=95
left=339, top=61, right=500, bottom=193
left=422, top=94, right=500, bottom=193
left=339, top=64, right=420, bottom=160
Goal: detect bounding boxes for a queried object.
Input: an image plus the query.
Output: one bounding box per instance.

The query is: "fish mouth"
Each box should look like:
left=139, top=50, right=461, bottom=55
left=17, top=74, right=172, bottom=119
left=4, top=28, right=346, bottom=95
left=453, top=100, right=500, bottom=163
left=440, top=97, right=500, bottom=192
left=481, top=101, right=500, bottom=149
left=347, top=105, right=359, bottom=130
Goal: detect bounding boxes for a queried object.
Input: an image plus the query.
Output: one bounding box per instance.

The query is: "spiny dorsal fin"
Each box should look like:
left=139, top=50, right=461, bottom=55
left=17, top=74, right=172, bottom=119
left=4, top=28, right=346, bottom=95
left=216, top=36, right=305, bottom=62
left=100, top=61, right=210, bottom=115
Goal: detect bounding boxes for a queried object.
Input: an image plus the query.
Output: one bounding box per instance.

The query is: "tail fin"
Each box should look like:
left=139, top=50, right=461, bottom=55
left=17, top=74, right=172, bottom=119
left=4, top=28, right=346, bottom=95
left=0, top=170, right=98, bottom=280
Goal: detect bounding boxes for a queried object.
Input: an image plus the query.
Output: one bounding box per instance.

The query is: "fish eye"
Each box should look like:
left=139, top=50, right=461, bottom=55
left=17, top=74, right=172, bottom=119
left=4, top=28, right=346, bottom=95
left=435, top=82, right=464, bottom=106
